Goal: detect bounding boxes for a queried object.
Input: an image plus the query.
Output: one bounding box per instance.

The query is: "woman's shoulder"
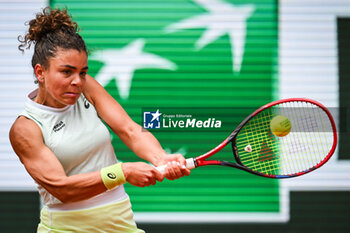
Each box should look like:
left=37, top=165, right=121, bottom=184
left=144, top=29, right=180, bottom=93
left=10, top=116, right=42, bottom=137
left=9, top=116, right=43, bottom=151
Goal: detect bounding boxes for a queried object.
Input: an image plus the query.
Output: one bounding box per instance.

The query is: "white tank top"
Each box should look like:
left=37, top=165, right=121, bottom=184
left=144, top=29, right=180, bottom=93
left=20, top=89, right=127, bottom=209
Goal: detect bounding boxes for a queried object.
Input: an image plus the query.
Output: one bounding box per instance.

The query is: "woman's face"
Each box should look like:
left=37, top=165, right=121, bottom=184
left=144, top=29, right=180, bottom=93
left=36, top=48, right=88, bottom=108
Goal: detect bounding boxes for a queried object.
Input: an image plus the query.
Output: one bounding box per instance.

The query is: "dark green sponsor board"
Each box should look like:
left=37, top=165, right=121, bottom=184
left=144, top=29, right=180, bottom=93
left=51, top=0, right=279, bottom=214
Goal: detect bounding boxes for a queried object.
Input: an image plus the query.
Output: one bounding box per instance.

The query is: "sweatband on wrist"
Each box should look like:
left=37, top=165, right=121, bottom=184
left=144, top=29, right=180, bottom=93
left=101, top=163, right=126, bottom=190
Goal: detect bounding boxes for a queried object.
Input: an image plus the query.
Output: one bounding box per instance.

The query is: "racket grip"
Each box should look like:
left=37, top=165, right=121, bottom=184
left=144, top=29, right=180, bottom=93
left=156, top=158, right=196, bottom=174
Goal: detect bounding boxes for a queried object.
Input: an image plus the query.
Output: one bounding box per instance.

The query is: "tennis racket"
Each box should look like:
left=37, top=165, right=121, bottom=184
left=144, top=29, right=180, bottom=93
left=156, top=98, right=337, bottom=178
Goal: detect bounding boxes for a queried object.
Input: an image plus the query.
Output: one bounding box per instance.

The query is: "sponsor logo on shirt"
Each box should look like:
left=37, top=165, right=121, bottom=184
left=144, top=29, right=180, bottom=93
left=53, top=121, right=65, bottom=132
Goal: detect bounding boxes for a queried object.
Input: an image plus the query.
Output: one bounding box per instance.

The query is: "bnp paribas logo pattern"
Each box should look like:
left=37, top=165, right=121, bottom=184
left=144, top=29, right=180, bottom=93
left=89, top=0, right=256, bottom=100
left=90, top=39, right=177, bottom=99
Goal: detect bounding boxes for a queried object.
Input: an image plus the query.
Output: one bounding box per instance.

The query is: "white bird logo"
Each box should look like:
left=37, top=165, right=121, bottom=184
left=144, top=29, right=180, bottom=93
left=90, top=39, right=177, bottom=99
left=165, top=0, right=255, bottom=73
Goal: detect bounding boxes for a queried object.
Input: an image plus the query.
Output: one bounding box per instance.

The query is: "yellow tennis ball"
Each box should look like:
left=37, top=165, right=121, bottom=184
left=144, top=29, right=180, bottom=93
left=270, top=115, right=291, bottom=137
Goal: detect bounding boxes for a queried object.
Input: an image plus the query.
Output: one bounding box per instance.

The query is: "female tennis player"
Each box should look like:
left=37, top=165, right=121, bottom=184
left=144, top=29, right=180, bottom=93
left=9, top=7, right=190, bottom=232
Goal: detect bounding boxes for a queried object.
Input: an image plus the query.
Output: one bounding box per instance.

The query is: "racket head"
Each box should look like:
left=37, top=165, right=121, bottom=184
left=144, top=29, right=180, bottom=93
left=229, top=98, right=337, bottom=178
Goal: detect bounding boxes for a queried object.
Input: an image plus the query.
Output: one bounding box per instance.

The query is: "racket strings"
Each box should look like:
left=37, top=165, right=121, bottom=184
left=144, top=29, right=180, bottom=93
left=283, top=101, right=332, bottom=174
left=235, top=101, right=335, bottom=176
left=236, top=109, right=280, bottom=175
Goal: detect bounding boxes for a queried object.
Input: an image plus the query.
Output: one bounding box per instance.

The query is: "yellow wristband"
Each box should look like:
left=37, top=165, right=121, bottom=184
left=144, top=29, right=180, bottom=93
left=101, top=163, right=126, bottom=190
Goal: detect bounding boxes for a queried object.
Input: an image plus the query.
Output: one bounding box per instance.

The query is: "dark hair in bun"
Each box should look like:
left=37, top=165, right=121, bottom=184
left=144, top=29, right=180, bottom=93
left=18, top=7, right=87, bottom=71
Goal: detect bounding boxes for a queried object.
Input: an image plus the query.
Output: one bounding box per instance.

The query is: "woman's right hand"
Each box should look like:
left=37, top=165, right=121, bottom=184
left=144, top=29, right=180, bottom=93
left=121, top=162, right=164, bottom=187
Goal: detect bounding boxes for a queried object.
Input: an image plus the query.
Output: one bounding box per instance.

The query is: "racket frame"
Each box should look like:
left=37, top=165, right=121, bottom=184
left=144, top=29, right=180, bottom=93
left=189, top=98, right=338, bottom=178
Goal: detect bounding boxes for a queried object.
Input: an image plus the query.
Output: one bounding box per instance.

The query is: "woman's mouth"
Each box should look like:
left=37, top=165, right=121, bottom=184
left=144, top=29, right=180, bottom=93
left=64, top=92, right=80, bottom=98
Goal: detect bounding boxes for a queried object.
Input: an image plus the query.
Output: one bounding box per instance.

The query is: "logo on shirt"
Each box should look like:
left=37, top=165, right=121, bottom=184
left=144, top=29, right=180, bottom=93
left=53, top=121, right=65, bottom=132
left=83, top=97, right=90, bottom=109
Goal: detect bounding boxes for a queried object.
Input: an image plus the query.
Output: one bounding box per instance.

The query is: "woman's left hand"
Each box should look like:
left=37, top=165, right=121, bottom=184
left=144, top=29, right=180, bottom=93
left=158, top=154, right=191, bottom=180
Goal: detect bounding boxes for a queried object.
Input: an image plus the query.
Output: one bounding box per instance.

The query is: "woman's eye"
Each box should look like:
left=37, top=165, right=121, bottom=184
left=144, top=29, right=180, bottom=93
left=62, top=70, right=71, bottom=75
left=80, top=72, right=87, bottom=77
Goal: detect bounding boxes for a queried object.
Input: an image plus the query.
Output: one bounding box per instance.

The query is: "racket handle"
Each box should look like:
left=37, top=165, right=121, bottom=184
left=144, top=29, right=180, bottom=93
left=156, top=158, right=196, bottom=174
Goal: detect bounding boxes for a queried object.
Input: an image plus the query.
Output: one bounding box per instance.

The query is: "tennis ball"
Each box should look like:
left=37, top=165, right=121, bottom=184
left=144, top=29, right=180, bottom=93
left=270, top=115, right=291, bottom=137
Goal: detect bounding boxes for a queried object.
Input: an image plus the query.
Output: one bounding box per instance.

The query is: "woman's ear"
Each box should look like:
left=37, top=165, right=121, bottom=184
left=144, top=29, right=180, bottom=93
left=34, top=64, right=45, bottom=82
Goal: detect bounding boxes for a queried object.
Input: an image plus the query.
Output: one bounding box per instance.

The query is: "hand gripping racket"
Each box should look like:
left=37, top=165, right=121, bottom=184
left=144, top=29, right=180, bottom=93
left=156, top=98, right=337, bottom=178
